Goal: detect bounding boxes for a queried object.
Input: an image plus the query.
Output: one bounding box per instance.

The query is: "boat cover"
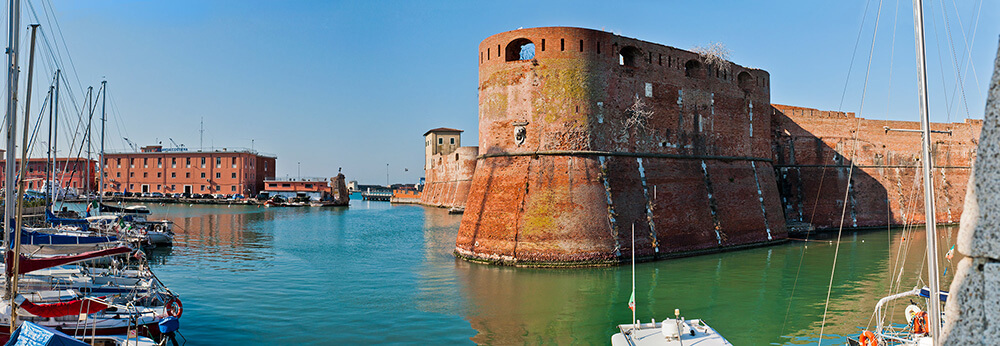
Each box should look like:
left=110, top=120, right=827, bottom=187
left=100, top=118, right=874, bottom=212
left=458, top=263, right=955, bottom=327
left=98, top=203, right=150, bottom=214
left=44, top=210, right=89, bottom=231
left=13, top=295, right=109, bottom=318
left=3, top=321, right=88, bottom=346
left=18, top=229, right=116, bottom=245
left=5, top=247, right=131, bottom=276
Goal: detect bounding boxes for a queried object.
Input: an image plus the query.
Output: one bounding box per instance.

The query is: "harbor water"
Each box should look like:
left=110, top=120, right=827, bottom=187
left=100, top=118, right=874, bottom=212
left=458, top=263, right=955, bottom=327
left=77, top=195, right=959, bottom=345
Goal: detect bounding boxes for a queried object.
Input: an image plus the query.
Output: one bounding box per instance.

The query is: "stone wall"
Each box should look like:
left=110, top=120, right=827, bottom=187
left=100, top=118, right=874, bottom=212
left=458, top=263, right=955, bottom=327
left=772, top=104, right=981, bottom=229
left=421, top=146, right=479, bottom=209
left=457, top=27, right=785, bottom=266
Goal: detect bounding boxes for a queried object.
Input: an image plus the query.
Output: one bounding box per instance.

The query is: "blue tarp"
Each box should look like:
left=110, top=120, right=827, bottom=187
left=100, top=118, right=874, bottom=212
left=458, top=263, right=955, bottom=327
left=44, top=210, right=89, bottom=231
left=3, top=321, right=88, bottom=346
left=20, top=229, right=116, bottom=245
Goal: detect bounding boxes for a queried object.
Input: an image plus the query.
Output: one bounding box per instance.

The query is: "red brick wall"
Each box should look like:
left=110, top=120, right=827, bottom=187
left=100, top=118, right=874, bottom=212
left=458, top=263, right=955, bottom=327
left=102, top=151, right=275, bottom=195
left=0, top=158, right=96, bottom=192
left=772, top=104, right=981, bottom=229
left=457, top=27, right=785, bottom=265
left=421, top=146, right=478, bottom=208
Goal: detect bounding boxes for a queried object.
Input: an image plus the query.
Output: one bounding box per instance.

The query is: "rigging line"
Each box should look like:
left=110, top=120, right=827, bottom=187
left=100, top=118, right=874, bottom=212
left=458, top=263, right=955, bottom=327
left=928, top=2, right=955, bottom=122
left=819, top=0, right=884, bottom=343
left=838, top=0, right=876, bottom=112
left=39, top=0, right=87, bottom=100
left=881, top=0, right=901, bottom=304
left=938, top=0, right=972, bottom=121
left=948, top=0, right=983, bottom=99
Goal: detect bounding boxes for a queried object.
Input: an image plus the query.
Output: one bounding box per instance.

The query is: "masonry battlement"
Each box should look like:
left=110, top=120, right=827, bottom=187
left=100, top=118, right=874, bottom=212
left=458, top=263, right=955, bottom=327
left=772, top=104, right=855, bottom=119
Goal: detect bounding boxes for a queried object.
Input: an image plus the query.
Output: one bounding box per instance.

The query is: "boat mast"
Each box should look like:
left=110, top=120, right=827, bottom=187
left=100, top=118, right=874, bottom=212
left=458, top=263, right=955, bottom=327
left=98, top=80, right=106, bottom=210
left=912, top=0, right=942, bottom=344
left=45, top=84, right=52, bottom=208
left=51, top=69, right=58, bottom=205
left=2, top=0, right=21, bottom=312
left=10, top=22, right=40, bottom=334
left=84, top=86, right=92, bottom=203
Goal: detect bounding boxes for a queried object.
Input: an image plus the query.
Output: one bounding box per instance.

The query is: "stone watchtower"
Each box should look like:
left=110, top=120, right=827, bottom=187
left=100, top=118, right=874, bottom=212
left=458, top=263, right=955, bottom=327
left=456, top=27, right=785, bottom=266
left=423, top=128, right=463, bottom=171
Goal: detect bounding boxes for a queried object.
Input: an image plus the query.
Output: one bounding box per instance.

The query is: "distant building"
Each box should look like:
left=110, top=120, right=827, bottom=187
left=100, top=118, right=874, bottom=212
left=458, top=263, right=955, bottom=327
left=423, top=128, right=463, bottom=171
left=0, top=157, right=97, bottom=193
left=347, top=180, right=358, bottom=192
left=262, top=178, right=330, bottom=201
left=102, top=145, right=276, bottom=196
left=421, top=128, right=478, bottom=208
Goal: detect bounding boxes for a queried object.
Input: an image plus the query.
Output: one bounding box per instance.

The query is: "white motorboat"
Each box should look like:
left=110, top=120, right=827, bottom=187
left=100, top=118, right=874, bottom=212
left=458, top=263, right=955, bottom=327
left=612, top=317, right=731, bottom=346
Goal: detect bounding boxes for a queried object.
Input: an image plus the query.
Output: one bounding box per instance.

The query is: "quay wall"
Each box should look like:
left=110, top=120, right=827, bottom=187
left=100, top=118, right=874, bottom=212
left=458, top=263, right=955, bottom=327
left=421, top=146, right=479, bottom=208
left=772, top=104, right=981, bottom=229
left=457, top=27, right=785, bottom=266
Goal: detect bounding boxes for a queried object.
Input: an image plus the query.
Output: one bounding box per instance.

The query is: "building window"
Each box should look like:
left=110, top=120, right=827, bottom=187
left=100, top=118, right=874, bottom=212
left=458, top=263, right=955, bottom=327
left=157, top=158, right=162, bottom=168
left=171, top=172, right=176, bottom=178
left=216, top=157, right=221, bottom=168
left=232, top=173, right=236, bottom=179
left=130, top=172, right=134, bottom=177
left=438, top=138, right=443, bottom=144
left=232, top=157, right=237, bottom=168
left=201, top=173, right=206, bottom=178
left=201, top=185, right=205, bottom=191
left=171, top=184, right=176, bottom=190
left=505, top=38, right=535, bottom=61
left=172, top=158, right=176, bottom=168
left=186, top=173, right=191, bottom=178
left=130, top=184, right=134, bottom=189
left=450, top=138, right=455, bottom=145
left=157, top=184, right=161, bottom=190
left=117, top=158, right=121, bottom=168
left=143, top=158, right=148, bottom=168
left=619, top=46, right=640, bottom=67
left=282, top=183, right=290, bottom=187
left=201, top=157, right=206, bottom=168
left=231, top=186, right=236, bottom=192
left=186, top=158, right=191, bottom=168
left=143, top=172, right=148, bottom=178
left=305, top=184, right=312, bottom=188
left=130, top=158, right=134, bottom=168
left=157, top=172, right=161, bottom=178
left=117, top=172, right=121, bottom=178
left=269, top=183, right=277, bottom=187
left=216, top=172, right=221, bottom=179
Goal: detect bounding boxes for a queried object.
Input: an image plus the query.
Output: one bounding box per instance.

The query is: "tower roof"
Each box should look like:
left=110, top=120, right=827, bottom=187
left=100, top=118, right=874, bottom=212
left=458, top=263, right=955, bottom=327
left=423, top=127, right=463, bottom=136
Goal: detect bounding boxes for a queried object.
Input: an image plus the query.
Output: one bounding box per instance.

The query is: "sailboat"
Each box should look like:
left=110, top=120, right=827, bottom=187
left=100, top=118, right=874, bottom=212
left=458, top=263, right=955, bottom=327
left=846, top=0, right=950, bottom=345
left=610, top=225, right=732, bottom=345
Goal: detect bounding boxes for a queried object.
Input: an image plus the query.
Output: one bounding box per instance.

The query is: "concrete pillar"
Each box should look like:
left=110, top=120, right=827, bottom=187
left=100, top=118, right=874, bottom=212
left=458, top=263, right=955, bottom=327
left=940, top=37, right=1000, bottom=344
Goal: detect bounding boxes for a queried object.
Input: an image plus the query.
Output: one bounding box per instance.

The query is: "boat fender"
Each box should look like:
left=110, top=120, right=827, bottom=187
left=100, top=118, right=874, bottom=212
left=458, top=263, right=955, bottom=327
left=858, top=330, right=877, bottom=346
left=159, top=316, right=180, bottom=333
left=166, top=297, right=183, bottom=318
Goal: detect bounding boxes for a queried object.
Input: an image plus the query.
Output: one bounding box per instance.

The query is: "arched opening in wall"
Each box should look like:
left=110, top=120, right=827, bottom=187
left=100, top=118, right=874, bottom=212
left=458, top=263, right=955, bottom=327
left=455, top=153, right=459, bottom=161
left=685, top=60, right=703, bottom=78
left=737, top=71, right=754, bottom=91
left=506, top=38, right=535, bottom=61
left=619, top=46, right=640, bottom=67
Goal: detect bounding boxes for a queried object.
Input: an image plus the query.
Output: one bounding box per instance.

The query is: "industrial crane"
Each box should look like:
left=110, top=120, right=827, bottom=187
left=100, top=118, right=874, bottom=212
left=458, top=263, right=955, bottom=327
left=122, top=137, right=139, bottom=152
left=168, top=138, right=185, bottom=149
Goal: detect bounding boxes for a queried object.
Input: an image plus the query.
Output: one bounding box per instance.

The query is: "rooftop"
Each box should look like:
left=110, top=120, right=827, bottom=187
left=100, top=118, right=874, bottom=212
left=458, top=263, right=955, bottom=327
left=423, top=127, right=463, bottom=136
left=104, top=146, right=277, bottom=158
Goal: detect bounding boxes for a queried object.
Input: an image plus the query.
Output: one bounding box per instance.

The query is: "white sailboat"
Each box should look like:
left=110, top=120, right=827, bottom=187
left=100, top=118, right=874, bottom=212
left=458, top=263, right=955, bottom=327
left=611, top=225, right=732, bottom=346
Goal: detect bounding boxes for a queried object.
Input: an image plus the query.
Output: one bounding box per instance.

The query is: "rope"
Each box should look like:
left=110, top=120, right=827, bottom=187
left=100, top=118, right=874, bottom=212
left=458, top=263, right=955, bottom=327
left=818, top=1, right=884, bottom=343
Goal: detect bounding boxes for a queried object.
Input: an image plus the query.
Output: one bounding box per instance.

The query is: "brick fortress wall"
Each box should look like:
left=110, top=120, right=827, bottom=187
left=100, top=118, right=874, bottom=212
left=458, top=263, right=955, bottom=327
left=772, top=104, right=981, bottom=229
left=420, top=146, right=479, bottom=208
left=456, top=27, right=787, bottom=266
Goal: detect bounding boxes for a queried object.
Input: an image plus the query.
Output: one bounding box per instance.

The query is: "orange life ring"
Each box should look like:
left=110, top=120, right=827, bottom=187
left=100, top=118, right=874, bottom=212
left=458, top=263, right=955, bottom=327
left=166, top=297, right=183, bottom=318
left=858, top=330, right=877, bottom=346
left=911, top=311, right=928, bottom=335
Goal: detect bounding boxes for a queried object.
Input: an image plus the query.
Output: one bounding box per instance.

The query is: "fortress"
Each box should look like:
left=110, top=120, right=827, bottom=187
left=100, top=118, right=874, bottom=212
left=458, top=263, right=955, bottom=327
left=423, top=27, right=981, bottom=266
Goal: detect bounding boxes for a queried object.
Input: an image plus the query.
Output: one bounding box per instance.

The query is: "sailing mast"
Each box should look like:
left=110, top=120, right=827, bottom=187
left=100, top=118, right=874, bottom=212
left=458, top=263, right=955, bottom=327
left=84, top=86, right=92, bottom=204
left=45, top=85, right=52, bottom=208
left=51, top=69, right=59, bottom=206
left=98, top=80, right=106, bottom=210
left=2, top=0, right=22, bottom=329
left=911, top=0, right=942, bottom=344
left=10, top=23, right=40, bottom=334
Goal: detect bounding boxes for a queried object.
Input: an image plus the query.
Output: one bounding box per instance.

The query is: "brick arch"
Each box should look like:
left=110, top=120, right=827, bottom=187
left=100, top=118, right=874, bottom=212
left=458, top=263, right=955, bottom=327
left=505, top=38, right=535, bottom=61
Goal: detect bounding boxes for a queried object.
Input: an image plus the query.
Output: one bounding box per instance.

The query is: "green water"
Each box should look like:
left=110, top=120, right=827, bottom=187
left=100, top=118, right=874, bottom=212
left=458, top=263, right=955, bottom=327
left=77, top=196, right=959, bottom=345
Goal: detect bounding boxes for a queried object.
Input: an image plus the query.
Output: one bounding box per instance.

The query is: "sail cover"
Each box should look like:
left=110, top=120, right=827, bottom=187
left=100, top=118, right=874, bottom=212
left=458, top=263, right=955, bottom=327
left=19, top=229, right=116, bottom=245
left=12, top=295, right=108, bottom=318
left=44, top=210, right=89, bottom=231
left=5, top=247, right=131, bottom=276
left=3, top=321, right=89, bottom=346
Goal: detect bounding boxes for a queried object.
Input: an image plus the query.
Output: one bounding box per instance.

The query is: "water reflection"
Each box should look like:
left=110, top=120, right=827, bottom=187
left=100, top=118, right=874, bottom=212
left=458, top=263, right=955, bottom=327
left=443, top=220, right=960, bottom=345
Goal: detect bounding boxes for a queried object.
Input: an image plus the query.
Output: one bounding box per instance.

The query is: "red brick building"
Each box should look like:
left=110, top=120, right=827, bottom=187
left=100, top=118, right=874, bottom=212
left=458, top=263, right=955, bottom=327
left=0, top=157, right=97, bottom=192
left=102, top=146, right=276, bottom=196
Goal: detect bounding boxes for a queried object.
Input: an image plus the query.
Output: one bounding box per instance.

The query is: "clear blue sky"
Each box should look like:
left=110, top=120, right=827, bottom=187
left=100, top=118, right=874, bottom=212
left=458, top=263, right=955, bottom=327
left=20, top=0, right=1000, bottom=184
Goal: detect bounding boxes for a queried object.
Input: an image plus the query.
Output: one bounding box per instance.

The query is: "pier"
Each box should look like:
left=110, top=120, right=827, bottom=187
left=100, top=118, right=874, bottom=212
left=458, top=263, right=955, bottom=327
left=361, top=191, right=392, bottom=201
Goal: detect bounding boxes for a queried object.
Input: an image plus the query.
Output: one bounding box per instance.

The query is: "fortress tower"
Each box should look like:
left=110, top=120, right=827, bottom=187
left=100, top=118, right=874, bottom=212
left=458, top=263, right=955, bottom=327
left=456, top=27, right=787, bottom=266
